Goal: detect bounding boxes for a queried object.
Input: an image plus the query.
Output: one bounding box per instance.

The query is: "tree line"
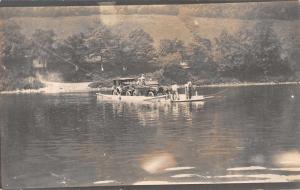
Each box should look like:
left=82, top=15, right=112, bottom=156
left=0, top=20, right=297, bottom=91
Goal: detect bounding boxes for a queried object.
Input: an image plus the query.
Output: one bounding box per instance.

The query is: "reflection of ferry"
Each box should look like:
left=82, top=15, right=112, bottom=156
left=96, top=77, right=214, bottom=103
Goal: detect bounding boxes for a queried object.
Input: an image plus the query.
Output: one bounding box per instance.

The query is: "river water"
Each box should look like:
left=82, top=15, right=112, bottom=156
left=1, top=85, right=300, bottom=188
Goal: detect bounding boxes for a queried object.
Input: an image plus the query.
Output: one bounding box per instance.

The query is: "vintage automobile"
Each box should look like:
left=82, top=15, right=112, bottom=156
left=112, top=77, right=166, bottom=96
left=111, top=78, right=135, bottom=96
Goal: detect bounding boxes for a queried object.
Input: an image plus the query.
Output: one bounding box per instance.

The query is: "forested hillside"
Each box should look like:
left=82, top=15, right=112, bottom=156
left=0, top=1, right=299, bottom=91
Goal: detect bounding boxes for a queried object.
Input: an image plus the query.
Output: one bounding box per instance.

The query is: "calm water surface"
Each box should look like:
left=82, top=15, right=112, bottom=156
left=1, top=85, right=300, bottom=188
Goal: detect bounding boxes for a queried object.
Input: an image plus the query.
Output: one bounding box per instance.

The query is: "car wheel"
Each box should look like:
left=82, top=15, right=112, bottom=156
left=148, top=91, right=155, bottom=97
left=112, top=89, right=118, bottom=95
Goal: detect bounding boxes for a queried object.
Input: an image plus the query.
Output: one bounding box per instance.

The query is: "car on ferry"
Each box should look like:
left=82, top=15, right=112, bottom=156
left=111, top=77, right=166, bottom=97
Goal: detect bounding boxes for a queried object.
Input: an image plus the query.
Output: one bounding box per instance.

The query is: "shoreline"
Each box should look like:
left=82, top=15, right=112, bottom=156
left=0, top=81, right=98, bottom=95
left=197, top=81, right=300, bottom=88
left=1, top=81, right=299, bottom=95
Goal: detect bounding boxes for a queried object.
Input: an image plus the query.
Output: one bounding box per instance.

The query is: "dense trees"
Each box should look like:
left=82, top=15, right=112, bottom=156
left=215, top=21, right=292, bottom=81
left=187, top=35, right=216, bottom=77
left=30, top=29, right=56, bottom=71
left=250, top=22, right=291, bottom=77
left=159, top=39, right=185, bottom=56
left=0, top=19, right=297, bottom=90
left=122, top=29, right=158, bottom=74
left=53, top=25, right=158, bottom=80
left=0, top=22, right=43, bottom=90
left=158, top=36, right=217, bottom=83
left=158, top=39, right=188, bottom=83
left=85, top=25, right=118, bottom=70
left=55, top=33, right=88, bottom=81
left=2, top=22, right=29, bottom=65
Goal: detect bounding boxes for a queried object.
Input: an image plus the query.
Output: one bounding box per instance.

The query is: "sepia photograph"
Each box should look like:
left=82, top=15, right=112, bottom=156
left=0, top=1, right=299, bottom=189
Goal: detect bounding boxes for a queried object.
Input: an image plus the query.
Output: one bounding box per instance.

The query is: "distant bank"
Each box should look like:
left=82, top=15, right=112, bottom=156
left=1, top=81, right=300, bottom=95
left=0, top=81, right=97, bottom=95
left=198, top=81, right=300, bottom=88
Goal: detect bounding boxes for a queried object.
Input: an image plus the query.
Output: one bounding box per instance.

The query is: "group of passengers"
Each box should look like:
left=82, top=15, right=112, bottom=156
left=171, top=81, right=193, bottom=100
left=117, top=74, right=193, bottom=100
left=136, top=74, right=194, bottom=100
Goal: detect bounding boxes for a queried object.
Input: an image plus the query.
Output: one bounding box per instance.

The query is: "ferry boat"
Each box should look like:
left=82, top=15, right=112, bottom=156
left=96, top=77, right=214, bottom=103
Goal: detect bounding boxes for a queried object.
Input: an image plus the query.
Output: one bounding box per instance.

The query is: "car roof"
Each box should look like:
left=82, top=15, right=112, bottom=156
left=113, top=77, right=136, bottom=81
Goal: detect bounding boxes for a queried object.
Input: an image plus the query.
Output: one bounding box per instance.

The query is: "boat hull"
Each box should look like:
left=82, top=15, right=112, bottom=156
left=96, top=93, right=206, bottom=103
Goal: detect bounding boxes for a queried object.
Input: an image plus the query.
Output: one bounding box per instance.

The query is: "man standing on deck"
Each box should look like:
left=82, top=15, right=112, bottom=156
left=137, top=74, right=146, bottom=85
left=185, top=81, right=193, bottom=100
left=188, top=81, right=193, bottom=99
left=171, top=83, right=179, bottom=100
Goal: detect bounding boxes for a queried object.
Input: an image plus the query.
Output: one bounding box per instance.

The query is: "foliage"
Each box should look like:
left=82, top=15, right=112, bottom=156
left=0, top=21, right=39, bottom=90
left=2, top=22, right=29, bottom=64
left=0, top=19, right=297, bottom=91
left=119, top=28, right=158, bottom=74
left=30, top=29, right=56, bottom=62
left=158, top=39, right=188, bottom=83
left=215, top=21, right=292, bottom=81
left=56, top=34, right=90, bottom=81
left=187, top=35, right=216, bottom=77
left=162, top=62, right=188, bottom=84
left=159, top=39, right=185, bottom=56
left=56, top=33, right=88, bottom=69
left=85, top=25, right=119, bottom=70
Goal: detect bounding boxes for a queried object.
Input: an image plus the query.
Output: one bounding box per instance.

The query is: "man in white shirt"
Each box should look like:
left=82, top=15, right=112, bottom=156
left=185, top=81, right=192, bottom=100
left=137, top=74, right=146, bottom=85
left=171, top=84, right=179, bottom=100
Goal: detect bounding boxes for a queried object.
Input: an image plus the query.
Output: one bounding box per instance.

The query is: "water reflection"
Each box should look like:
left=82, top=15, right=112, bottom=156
left=107, top=101, right=204, bottom=127
left=1, top=85, right=300, bottom=188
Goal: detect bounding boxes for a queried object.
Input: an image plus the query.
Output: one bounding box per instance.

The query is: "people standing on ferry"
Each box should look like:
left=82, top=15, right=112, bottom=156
left=137, top=74, right=146, bottom=85
left=184, top=83, right=188, bottom=100
left=185, top=81, right=193, bottom=99
left=171, top=83, right=179, bottom=100
left=117, top=82, right=123, bottom=95
left=188, top=81, right=192, bottom=99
